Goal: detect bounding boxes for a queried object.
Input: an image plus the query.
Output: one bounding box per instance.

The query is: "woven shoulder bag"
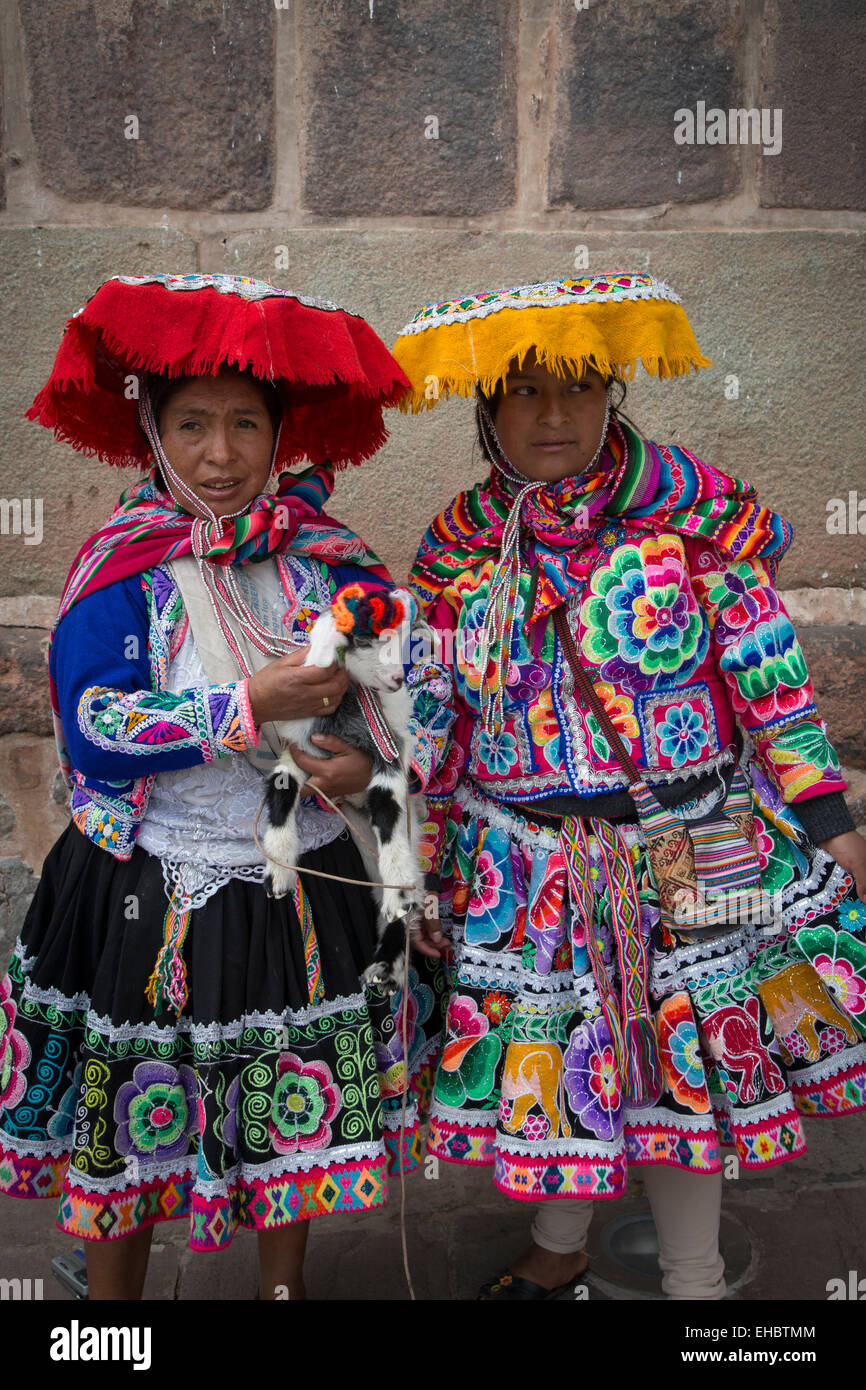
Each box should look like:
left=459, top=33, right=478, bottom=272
left=553, top=605, right=765, bottom=939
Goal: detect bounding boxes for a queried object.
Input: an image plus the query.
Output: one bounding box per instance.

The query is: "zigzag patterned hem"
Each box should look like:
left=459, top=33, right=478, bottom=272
left=790, top=1061, right=866, bottom=1117
left=428, top=1101, right=823, bottom=1200
left=0, top=1129, right=421, bottom=1251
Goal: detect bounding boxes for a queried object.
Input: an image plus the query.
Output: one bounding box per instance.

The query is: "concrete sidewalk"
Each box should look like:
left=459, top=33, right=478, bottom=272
left=2, top=1109, right=864, bottom=1302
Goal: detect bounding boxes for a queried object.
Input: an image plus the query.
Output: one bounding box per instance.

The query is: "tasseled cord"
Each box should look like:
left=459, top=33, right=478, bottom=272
left=145, top=900, right=193, bottom=1017
left=476, top=388, right=611, bottom=736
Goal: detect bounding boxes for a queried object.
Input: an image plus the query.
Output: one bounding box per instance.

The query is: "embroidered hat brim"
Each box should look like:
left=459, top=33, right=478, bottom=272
left=391, top=273, right=712, bottom=411
left=28, top=273, right=410, bottom=469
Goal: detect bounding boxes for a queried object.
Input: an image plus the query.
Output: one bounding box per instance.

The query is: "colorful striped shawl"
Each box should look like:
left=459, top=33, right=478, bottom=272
left=56, top=461, right=388, bottom=626
left=410, top=416, right=792, bottom=624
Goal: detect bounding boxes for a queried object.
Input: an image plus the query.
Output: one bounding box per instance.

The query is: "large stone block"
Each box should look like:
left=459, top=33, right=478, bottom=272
left=0, top=228, right=196, bottom=597
left=759, top=0, right=866, bottom=210
left=0, top=627, right=51, bottom=736
left=548, top=0, right=744, bottom=209
left=220, top=229, right=865, bottom=590
left=0, top=61, right=5, bottom=212
left=298, top=0, right=517, bottom=216
left=0, top=736, right=69, bottom=873
left=18, top=0, right=274, bottom=210
left=798, top=625, right=866, bottom=768
left=0, top=856, right=38, bottom=964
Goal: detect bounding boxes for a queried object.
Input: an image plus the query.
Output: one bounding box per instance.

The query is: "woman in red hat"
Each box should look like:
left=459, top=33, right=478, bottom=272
left=0, top=274, right=450, bottom=1300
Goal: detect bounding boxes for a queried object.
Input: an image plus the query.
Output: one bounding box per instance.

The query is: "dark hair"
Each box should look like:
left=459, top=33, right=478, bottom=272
left=473, top=363, right=638, bottom=467
left=145, top=364, right=285, bottom=440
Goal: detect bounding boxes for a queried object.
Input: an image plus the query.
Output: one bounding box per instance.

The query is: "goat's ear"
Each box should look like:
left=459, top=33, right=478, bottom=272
left=389, top=587, right=419, bottom=626
left=307, top=609, right=341, bottom=667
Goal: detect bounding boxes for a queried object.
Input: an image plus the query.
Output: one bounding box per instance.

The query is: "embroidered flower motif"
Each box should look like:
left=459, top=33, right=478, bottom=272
left=692, top=561, right=777, bottom=642
left=580, top=536, right=706, bottom=686
left=468, top=848, right=504, bottom=915
left=114, top=1060, right=199, bottom=1161
left=441, top=995, right=489, bottom=1070
left=657, top=703, right=709, bottom=767
left=812, top=953, right=866, bottom=1015
left=562, top=1018, right=623, bottom=1140
left=0, top=973, right=31, bottom=1113
left=839, top=900, right=866, bottom=932
left=375, top=966, right=435, bottom=1095
left=528, top=688, right=561, bottom=758
left=656, top=993, right=710, bottom=1113
left=482, top=990, right=513, bottom=1026
left=269, top=1053, right=341, bottom=1154
left=436, top=995, right=502, bottom=1108
left=476, top=728, right=519, bottom=776
left=595, top=683, right=639, bottom=736
left=797, top=929, right=866, bottom=1019
left=552, top=937, right=574, bottom=972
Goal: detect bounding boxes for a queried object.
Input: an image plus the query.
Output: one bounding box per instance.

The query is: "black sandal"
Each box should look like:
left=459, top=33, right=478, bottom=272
left=477, top=1260, right=590, bottom=1301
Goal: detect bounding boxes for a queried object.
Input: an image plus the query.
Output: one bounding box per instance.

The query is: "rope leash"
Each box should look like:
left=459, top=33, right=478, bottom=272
left=254, top=756, right=419, bottom=1299
left=252, top=786, right=419, bottom=891
left=399, top=913, right=415, bottom=1301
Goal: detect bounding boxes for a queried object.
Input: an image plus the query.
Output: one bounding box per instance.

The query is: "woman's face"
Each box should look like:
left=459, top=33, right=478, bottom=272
left=491, top=352, right=610, bottom=483
left=157, top=370, right=275, bottom=519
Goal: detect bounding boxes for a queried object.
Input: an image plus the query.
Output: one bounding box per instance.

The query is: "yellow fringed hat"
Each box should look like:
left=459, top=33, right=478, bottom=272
left=392, top=272, right=711, bottom=411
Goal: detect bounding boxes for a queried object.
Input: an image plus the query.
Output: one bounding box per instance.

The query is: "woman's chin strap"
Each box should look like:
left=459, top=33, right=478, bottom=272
left=137, top=377, right=285, bottom=531
left=137, top=379, right=291, bottom=666
left=474, top=386, right=612, bottom=735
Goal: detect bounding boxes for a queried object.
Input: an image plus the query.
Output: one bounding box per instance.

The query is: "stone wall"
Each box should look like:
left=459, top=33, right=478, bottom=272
left=1, top=0, right=864, bottom=952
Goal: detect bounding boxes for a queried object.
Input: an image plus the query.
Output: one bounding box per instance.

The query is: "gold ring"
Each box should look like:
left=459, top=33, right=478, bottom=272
left=322, top=695, right=330, bottom=708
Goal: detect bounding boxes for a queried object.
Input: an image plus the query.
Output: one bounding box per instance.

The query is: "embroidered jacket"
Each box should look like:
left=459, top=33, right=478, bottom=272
left=52, top=555, right=454, bottom=860
left=415, top=521, right=850, bottom=876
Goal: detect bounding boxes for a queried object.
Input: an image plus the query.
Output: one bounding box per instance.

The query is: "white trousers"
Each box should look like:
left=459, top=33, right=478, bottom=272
left=530, top=1164, right=727, bottom=1300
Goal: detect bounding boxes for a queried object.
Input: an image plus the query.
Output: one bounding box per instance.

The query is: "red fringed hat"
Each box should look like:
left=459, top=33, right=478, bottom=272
left=28, top=273, right=410, bottom=469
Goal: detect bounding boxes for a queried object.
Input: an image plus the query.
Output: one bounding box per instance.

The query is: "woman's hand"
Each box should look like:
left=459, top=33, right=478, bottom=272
left=817, top=829, right=866, bottom=902
left=247, top=647, right=349, bottom=725
left=289, top=733, right=373, bottom=800
left=410, top=904, right=448, bottom=960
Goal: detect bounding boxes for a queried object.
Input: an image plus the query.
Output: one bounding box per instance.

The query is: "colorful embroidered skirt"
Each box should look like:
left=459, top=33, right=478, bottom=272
left=427, top=766, right=866, bottom=1203
left=0, top=824, right=444, bottom=1250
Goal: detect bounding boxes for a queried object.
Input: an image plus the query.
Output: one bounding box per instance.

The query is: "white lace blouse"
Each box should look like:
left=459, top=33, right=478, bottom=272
left=136, top=558, right=343, bottom=912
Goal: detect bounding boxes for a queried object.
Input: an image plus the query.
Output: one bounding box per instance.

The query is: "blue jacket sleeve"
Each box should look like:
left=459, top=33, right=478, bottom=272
left=50, top=574, right=259, bottom=782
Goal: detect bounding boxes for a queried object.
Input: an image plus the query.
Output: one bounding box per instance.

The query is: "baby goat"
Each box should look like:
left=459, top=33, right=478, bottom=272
left=262, top=584, right=425, bottom=993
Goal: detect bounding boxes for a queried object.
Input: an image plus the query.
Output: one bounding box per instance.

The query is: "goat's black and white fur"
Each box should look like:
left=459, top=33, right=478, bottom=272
left=261, top=589, right=424, bottom=993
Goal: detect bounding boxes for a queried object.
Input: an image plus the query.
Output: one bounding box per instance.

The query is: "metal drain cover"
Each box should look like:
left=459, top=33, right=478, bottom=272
left=601, top=1212, right=664, bottom=1277
left=586, top=1207, right=752, bottom=1300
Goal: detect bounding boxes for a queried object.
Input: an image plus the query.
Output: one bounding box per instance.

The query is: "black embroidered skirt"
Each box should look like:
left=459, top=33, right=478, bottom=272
left=0, top=823, right=444, bottom=1250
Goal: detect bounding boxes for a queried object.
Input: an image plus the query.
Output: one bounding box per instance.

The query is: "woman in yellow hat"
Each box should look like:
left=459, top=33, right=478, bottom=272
left=392, top=274, right=866, bottom=1299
